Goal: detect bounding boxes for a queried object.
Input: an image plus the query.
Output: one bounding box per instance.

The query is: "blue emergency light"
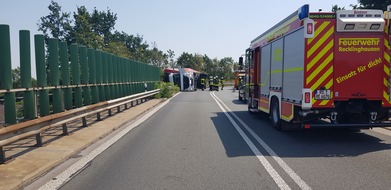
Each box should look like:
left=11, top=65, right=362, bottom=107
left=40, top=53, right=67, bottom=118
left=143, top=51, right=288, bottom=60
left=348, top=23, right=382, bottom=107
left=298, top=4, right=309, bottom=20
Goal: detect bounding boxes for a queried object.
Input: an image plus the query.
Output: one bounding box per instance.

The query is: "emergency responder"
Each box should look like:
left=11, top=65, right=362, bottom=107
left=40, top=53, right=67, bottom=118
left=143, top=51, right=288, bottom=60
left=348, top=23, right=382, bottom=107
left=209, top=76, right=213, bottom=91
left=214, top=76, right=219, bottom=91
left=220, top=77, right=224, bottom=90
left=200, top=77, right=206, bottom=91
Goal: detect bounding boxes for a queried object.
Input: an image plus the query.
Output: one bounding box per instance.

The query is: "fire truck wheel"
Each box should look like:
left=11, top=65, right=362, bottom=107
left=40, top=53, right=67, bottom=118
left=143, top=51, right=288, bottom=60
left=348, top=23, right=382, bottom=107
left=239, top=91, right=243, bottom=101
left=270, top=98, right=281, bottom=130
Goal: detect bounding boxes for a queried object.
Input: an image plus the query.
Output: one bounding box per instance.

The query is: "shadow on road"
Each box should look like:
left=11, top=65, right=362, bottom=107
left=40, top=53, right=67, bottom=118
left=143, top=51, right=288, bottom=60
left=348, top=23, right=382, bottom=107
left=231, top=99, right=246, bottom=105
left=211, top=111, right=391, bottom=158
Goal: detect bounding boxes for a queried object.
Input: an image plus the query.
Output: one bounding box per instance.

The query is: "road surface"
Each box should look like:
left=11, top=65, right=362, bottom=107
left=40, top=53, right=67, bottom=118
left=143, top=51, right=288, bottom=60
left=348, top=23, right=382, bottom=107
left=35, top=89, right=391, bottom=189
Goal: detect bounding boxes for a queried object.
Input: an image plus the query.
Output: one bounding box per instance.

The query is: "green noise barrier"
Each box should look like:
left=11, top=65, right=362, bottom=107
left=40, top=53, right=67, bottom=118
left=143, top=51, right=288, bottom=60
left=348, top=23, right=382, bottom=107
left=0, top=25, right=160, bottom=126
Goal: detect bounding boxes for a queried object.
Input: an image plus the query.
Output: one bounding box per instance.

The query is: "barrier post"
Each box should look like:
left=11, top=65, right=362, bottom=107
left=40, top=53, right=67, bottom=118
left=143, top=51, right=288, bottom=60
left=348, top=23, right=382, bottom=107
left=108, top=54, right=114, bottom=99
left=34, top=35, right=49, bottom=116
left=102, top=52, right=110, bottom=101
left=20, top=30, right=36, bottom=119
left=96, top=50, right=105, bottom=101
left=130, top=60, right=135, bottom=95
left=118, top=58, right=124, bottom=97
left=59, top=41, right=72, bottom=110
left=80, top=46, right=91, bottom=105
left=114, top=56, right=119, bottom=98
left=70, top=44, right=82, bottom=108
left=48, top=38, right=63, bottom=113
left=88, top=49, right=99, bottom=104
left=0, top=25, right=16, bottom=124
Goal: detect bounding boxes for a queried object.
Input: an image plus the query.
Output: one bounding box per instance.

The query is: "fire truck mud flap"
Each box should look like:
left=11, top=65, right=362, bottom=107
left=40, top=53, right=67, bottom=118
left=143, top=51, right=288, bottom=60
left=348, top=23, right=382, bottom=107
left=247, top=97, right=258, bottom=114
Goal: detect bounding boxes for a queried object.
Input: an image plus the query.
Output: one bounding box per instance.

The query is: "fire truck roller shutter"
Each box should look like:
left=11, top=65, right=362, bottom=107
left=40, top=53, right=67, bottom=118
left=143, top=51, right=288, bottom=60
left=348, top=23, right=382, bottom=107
left=270, top=38, right=284, bottom=91
left=260, top=44, right=271, bottom=96
left=282, top=28, right=305, bottom=102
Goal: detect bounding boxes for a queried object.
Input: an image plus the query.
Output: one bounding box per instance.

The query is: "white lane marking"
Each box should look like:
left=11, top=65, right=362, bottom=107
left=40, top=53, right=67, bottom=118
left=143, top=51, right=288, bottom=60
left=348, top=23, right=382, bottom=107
left=210, top=91, right=291, bottom=190
left=211, top=92, right=312, bottom=190
left=39, top=93, right=180, bottom=190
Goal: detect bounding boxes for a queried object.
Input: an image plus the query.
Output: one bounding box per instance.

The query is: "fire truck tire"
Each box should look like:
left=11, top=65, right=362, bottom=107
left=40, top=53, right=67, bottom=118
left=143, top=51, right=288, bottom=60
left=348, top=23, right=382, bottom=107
left=270, top=98, right=281, bottom=130
left=239, top=91, right=243, bottom=101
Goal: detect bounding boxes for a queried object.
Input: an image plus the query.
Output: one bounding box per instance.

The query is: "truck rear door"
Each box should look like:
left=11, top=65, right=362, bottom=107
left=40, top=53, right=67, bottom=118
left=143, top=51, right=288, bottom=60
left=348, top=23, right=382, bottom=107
left=333, top=10, right=386, bottom=100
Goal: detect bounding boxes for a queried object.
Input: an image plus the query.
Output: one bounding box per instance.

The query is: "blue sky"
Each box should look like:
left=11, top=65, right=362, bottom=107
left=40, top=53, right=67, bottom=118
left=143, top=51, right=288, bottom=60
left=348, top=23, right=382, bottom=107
left=0, top=0, right=359, bottom=77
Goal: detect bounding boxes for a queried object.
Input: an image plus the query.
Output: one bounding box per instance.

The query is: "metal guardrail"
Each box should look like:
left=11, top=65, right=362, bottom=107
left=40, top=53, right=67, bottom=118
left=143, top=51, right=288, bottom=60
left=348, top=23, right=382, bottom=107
left=0, top=89, right=160, bottom=163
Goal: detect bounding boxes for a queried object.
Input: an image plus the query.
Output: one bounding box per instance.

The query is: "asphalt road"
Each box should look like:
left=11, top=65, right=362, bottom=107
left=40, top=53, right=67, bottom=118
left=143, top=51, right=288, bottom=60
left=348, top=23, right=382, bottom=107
left=45, top=89, right=391, bottom=189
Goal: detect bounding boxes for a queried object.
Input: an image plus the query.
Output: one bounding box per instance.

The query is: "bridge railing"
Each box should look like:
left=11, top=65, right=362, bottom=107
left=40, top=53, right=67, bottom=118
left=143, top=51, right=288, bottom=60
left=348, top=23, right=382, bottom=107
left=0, top=89, right=160, bottom=163
left=0, top=24, right=160, bottom=125
left=0, top=24, right=161, bottom=163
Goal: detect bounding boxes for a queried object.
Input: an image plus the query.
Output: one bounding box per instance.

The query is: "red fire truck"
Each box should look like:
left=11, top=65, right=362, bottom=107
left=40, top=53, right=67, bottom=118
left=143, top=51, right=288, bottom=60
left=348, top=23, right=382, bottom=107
left=244, top=4, right=391, bottom=130
left=234, top=69, right=246, bottom=90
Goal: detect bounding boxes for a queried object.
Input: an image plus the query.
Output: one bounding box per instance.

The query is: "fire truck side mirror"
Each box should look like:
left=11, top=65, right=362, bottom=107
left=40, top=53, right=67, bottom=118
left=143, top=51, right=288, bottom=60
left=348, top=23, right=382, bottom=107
left=239, top=57, right=243, bottom=66
left=304, top=18, right=315, bottom=38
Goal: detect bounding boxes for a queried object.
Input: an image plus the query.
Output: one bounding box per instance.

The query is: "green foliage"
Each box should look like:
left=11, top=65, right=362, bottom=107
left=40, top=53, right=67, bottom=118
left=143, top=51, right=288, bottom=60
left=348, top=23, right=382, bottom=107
left=16, top=100, right=23, bottom=118
left=37, top=1, right=238, bottom=74
left=176, top=52, right=235, bottom=80
left=147, top=42, right=168, bottom=68
left=90, top=7, right=117, bottom=44
left=167, top=49, right=176, bottom=69
left=154, top=82, right=179, bottom=99
left=71, top=6, right=103, bottom=49
left=332, top=5, right=345, bottom=12
left=358, top=0, right=390, bottom=10
left=12, top=67, right=21, bottom=89
left=177, top=52, right=196, bottom=69
left=333, top=0, right=390, bottom=11
left=37, top=0, right=72, bottom=43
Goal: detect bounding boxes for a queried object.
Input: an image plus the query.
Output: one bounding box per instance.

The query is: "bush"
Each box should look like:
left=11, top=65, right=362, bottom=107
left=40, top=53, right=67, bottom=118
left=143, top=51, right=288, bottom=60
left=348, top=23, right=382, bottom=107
left=154, top=82, right=179, bottom=99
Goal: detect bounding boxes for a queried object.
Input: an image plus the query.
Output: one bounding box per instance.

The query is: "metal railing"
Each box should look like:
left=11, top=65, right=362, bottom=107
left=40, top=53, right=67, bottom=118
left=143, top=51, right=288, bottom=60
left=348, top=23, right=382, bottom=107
left=0, top=89, right=160, bottom=163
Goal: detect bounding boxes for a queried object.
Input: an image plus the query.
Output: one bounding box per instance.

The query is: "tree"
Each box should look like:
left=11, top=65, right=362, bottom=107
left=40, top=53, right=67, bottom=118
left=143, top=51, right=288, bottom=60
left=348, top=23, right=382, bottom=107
left=358, top=0, right=390, bottom=10
left=176, top=52, right=204, bottom=71
left=203, top=55, right=214, bottom=74
left=215, top=57, right=234, bottom=80
left=193, top=54, right=204, bottom=72
left=167, top=49, right=176, bottom=69
left=177, top=52, right=195, bottom=69
left=71, top=6, right=103, bottom=49
left=147, top=42, right=167, bottom=67
left=90, top=7, right=117, bottom=45
left=112, top=31, right=150, bottom=61
left=332, top=5, right=345, bottom=12
left=105, top=41, right=130, bottom=58
left=11, top=67, right=37, bottom=98
left=37, top=0, right=72, bottom=43
left=12, top=67, right=21, bottom=89
left=37, top=1, right=239, bottom=78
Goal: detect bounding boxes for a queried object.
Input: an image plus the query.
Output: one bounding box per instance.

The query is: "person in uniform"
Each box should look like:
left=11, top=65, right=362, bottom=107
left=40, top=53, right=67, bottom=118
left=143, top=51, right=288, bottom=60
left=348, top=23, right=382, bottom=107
left=220, top=77, right=224, bottom=90
left=209, top=76, right=213, bottom=91
left=200, top=77, right=206, bottom=91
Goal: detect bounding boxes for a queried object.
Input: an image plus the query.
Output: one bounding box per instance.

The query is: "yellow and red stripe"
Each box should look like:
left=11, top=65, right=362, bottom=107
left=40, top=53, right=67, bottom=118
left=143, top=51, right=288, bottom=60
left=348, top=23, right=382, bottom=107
left=258, top=96, right=269, bottom=113
left=305, top=19, right=335, bottom=108
left=382, top=24, right=391, bottom=106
